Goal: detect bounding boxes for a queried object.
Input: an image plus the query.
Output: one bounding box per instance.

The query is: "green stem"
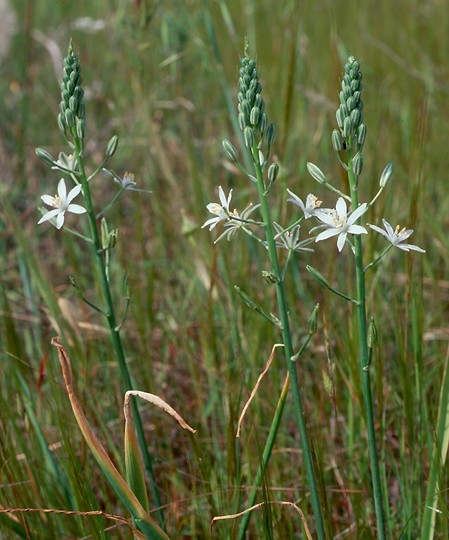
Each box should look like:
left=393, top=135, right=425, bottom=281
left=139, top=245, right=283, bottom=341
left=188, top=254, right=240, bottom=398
left=237, top=375, right=290, bottom=539
left=421, top=349, right=449, bottom=539
left=72, top=134, right=165, bottom=529
left=347, top=152, right=387, bottom=539
left=237, top=146, right=327, bottom=540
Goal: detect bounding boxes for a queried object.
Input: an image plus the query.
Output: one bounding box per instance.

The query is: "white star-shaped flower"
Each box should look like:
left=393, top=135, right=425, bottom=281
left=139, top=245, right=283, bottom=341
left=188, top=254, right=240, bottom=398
left=368, top=219, right=425, bottom=252
left=287, top=189, right=323, bottom=219
left=215, top=203, right=261, bottom=243
left=273, top=222, right=314, bottom=253
left=202, top=186, right=233, bottom=230
left=51, top=152, right=77, bottom=172
left=38, top=178, right=86, bottom=229
left=315, top=197, right=367, bottom=252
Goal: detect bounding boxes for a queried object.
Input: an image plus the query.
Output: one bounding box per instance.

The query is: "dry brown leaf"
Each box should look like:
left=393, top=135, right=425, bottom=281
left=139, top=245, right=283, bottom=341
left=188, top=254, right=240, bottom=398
left=124, top=390, right=196, bottom=434
left=210, top=501, right=313, bottom=540
left=236, top=343, right=284, bottom=438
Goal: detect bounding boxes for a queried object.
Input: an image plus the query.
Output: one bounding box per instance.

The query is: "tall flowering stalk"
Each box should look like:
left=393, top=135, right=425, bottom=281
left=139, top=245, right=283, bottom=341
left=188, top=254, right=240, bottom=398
left=305, top=56, right=422, bottom=537
left=36, top=43, right=164, bottom=529
left=204, top=43, right=327, bottom=539
left=333, top=56, right=387, bottom=538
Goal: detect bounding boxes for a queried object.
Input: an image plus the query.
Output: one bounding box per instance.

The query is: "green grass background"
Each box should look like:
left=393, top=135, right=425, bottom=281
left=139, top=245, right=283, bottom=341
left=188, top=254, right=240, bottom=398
left=0, top=0, right=448, bottom=538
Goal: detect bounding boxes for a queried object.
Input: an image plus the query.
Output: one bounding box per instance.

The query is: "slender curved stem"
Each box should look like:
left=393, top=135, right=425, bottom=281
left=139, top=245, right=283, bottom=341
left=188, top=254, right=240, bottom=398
left=72, top=133, right=165, bottom=529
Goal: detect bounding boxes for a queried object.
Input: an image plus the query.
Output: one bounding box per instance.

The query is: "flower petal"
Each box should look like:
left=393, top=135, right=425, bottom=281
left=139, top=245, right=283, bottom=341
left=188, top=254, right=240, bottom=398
left=41, top=194, right=56, bottom=207
left=381, top=219, right=395, bottom=238
left=315, top=228, right=341, bottom=242
left=38, top=209, right=60, bottom=224
left=336, top=197, right=347, bottom=219
left=398, top=243, right=426, bottom=253
left=347, top=224, right=367, bottom=235
left=67, top=204, right=86, bottom=214
left=368, top=223, right=389, bottom=238
left=337, top=232, right=347, bottom=251
left=202, top=217, right=220, bottom=230
left=286, top=189, right=305, bottom=211
left=55, top=212, right=65, bottom=229
left=57, top=178, right=67, bottom=200
left=66, top=184, right=83, bottom=204
left=347, top=203, right=367, bottom=224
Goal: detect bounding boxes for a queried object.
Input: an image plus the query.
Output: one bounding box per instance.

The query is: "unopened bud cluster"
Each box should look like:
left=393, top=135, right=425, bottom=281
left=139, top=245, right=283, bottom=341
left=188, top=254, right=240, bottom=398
left=238, top=54, right=275, bottom=149
left=334, top=56, right=366, bottom=154
left=58, top=44, right=86, bottom=142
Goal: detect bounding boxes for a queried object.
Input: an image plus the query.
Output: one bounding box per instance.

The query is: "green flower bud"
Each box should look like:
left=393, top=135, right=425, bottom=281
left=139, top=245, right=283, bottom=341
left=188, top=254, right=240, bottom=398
left=234, top=286, right=258, bottom=310
left=238, top=46, right=268, bottom=137
left=306, top=265, right=330, bottom=290
left=307, top=162, right=327, bottom=184
left=57, top=113, right=66, bottom=134
left=238, top=113, right=246, bottom=131
left=266, top=123, right=275, bottom=145
left=331, top=129, right=344, bottom=152
left=357, top=123, right=367, bottom=147
left=250, top=106, right=260, bottom=126
left=35, top=148, right=54, bottom=165
left=379, top=163, right=393, bottom=188
left=350, top=108, right=361, bottom=127
left=352, top=153, right=364, bottom=176
left=258, top=112, right=267, bottom=134
left=69, top=95, right=78, bottom=113
left=222, top=139, right=238, bottom=162
left=76, top=117, right=85, bottom=140
left=240, top=99, right=251, bottom=117
left=336, top=107, right=345, bottom=129
left=343, top=116, right=353, bottom=139
left=64, top=108, right=75, bottom=127
left=268, top=162, right=279, bottom=183
left=59, top=42, right=85, bottom=139
left=106, top=135, right=119, bottom=158
left=244, top=126, right=254, bottom=148
left=337, top=55, right=364, bottom=141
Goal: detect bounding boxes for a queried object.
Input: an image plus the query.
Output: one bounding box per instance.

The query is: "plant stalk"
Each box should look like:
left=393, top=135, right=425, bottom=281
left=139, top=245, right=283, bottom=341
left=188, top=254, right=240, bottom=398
left=236, top=145, right=327, bottom=539
left=347, top=151, right=387, bottom=539
left=72, top=134, right=165, bottom=529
